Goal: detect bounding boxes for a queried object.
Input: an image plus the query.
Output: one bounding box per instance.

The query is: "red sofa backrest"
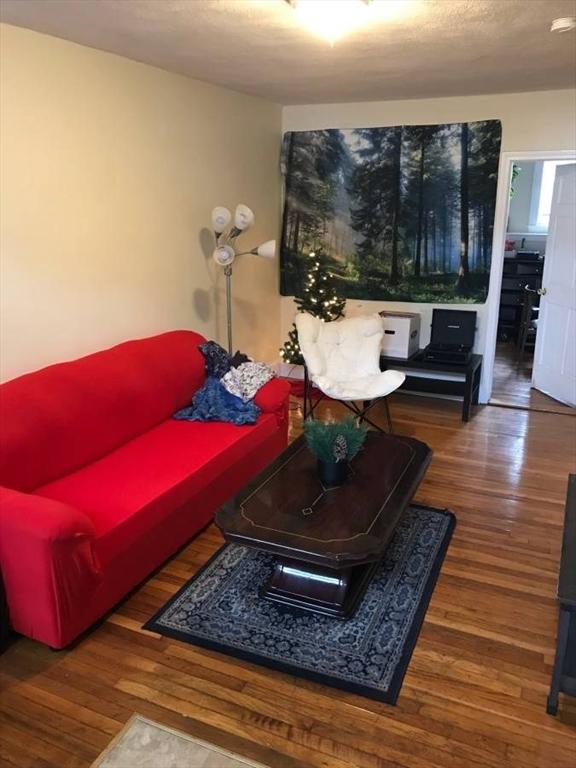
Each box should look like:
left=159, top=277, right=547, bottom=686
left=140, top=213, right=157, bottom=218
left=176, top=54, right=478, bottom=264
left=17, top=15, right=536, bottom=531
left=0, top=331, right=207, bottom=492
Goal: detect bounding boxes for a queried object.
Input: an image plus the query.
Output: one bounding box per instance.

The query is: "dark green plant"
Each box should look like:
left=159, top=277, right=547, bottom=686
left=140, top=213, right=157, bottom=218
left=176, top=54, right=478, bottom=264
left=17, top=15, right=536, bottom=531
left=510, top=164, right=522, bottom=198
left=304, top=417, right=367, bottom=463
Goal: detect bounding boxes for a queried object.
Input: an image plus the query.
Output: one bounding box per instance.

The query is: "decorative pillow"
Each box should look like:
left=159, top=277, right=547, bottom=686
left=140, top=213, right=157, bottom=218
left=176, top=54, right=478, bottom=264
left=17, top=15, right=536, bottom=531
left=198, top=341, right=231, bottom=379
left=221, top=362, right=275, bottom=402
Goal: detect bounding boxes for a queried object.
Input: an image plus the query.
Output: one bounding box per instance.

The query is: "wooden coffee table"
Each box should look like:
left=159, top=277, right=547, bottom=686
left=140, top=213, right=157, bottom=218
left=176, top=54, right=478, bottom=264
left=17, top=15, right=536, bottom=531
left=216, top=431, right=432, bottom=618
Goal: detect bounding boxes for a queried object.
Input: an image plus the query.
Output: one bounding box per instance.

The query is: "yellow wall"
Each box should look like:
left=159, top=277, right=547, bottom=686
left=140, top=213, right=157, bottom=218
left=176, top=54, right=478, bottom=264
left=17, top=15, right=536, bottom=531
left=0, top=24, right=282, bottom=381
left=283, top=91, right=576, bottom=151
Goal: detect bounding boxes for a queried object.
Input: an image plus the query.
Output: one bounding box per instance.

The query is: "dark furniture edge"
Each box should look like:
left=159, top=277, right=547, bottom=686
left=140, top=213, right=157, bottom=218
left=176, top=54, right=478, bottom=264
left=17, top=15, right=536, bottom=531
left=558, top=473, right=576, bottom=606
left=547, top=474, right=576, bottom=715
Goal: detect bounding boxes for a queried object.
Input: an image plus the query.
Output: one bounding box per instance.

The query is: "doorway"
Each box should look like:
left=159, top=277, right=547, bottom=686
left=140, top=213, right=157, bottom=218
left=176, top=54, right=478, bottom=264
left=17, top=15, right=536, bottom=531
left=483, top=150, right=576, bottom=414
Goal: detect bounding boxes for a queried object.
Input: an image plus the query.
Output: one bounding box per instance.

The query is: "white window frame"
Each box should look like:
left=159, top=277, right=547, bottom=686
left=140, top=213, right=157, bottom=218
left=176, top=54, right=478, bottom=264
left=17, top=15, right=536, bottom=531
left=528, top=160, right=575, bottom=233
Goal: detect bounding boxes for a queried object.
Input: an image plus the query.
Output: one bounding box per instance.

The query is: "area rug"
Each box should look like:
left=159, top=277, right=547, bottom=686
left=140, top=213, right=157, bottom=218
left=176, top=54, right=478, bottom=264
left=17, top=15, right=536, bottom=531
left=92, top=714, right=269, bottom=767
left=145, top=504, right=455, bottom=705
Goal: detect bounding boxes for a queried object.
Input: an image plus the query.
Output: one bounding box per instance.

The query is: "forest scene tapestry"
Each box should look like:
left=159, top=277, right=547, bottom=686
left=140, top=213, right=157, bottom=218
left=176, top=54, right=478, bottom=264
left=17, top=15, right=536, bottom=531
left=280, top=120, right=502, bottom=304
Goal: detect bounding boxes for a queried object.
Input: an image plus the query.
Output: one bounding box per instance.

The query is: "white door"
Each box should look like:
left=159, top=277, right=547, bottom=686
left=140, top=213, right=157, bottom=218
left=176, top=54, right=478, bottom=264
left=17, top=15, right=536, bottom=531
left=532, top=164, right=576, bottom=407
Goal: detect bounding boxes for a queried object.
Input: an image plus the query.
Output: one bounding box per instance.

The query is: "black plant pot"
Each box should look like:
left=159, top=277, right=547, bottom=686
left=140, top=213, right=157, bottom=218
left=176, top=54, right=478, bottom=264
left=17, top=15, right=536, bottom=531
left=317, top=459, right=348, bottom=487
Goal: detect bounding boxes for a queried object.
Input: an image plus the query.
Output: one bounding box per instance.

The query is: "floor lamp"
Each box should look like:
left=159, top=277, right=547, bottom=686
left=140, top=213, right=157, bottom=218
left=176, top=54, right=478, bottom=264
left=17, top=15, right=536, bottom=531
left=211, top=204, right=275, bottom=354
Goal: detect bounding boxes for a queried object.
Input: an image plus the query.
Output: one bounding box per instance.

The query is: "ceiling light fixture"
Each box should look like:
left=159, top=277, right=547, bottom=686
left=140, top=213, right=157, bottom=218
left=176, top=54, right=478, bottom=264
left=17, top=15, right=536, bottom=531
left=287, top=0, right=372, bottom=45
left=550, top=17, right=576, bottom=33
left=285, top=0, right=411, bottom=46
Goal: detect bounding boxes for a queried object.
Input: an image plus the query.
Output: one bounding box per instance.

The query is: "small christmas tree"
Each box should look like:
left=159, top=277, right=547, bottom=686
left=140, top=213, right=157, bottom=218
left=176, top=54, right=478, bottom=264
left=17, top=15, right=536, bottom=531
left=280, top=248, right=346, bottom=365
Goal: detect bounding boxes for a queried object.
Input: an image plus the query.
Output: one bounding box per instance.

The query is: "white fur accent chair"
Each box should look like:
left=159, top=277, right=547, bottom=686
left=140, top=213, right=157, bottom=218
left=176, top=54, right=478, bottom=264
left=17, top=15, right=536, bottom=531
left=295, top=313, right=405, bottom=431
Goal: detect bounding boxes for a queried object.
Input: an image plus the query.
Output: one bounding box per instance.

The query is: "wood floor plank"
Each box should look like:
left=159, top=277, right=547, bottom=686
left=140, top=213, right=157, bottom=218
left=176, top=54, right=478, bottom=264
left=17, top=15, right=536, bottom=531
left=491, top=341, right=576, bottom=416
left=1, top=394, right=575, bottom=767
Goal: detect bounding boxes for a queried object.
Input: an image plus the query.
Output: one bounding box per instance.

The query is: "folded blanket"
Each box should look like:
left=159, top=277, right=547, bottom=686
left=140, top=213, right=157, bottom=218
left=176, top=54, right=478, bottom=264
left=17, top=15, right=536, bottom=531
left=221, top=362, right=275, bottom=402
left=174, top=376, right=260, bottom=426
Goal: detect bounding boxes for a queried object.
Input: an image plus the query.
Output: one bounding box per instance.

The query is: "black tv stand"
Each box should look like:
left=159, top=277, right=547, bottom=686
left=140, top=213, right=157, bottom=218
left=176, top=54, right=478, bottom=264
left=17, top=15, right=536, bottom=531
left=380, top=350, right=483, bottom=422
left=547, top=475, right=576, bottom=716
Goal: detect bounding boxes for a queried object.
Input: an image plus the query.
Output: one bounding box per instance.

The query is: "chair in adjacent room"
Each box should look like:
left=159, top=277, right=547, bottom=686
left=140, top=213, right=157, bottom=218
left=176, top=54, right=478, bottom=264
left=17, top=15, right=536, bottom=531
left=517, top=286, right=539, bottom=367
left=295, top=313, right=405, bottom=432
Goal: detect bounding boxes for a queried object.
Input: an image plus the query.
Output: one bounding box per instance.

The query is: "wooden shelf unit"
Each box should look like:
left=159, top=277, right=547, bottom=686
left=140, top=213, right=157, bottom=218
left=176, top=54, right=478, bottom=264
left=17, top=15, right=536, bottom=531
left=380, top=351, right=482, bottom=423
left=498, top=256, right=544, bottom=345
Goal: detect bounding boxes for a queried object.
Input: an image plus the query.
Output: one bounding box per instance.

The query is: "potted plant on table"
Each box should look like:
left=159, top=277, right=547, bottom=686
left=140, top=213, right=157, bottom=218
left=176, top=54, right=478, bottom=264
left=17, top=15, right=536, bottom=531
left=304, top=417, right=367, bottom=488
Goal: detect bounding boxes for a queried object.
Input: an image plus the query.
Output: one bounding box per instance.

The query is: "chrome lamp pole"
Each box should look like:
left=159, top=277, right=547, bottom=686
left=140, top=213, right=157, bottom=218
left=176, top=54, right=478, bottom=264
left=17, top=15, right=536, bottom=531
left=224, top=264, right=233, bottom=355
left=211, top=204, right=275, bottom=355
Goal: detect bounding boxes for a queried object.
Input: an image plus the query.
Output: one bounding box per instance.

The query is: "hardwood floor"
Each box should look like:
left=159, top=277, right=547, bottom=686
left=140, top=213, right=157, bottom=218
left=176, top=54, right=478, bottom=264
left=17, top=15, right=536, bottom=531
left=490, top=342, right=575, bottom=416
left=1, top=394, right=576, bottom=768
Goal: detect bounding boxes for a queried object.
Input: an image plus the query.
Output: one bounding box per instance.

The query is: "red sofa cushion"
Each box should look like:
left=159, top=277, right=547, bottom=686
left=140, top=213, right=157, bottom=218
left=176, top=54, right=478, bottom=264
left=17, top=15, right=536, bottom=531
left=0, top=331, right=206, bottom=492
left=36, top=414, right=278, bottom=565
left=253, top=377, right=292, bottom=420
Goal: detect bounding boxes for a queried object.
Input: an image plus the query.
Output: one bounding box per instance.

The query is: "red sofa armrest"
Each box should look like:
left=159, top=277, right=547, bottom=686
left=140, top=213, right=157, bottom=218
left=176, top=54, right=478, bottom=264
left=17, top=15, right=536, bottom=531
left=254, top=378, right=291, bottom=424
left=0, top=486, right=101, bottom=647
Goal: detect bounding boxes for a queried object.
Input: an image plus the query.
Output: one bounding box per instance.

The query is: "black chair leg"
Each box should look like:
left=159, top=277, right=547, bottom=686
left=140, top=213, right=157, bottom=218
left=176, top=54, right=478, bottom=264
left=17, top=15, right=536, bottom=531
left=302, top=367, right=324, bottom=421
left=384, top=398, right=393, bottom=433
left=305, top=393, right=394, bottom=434
left=303, top=366, right=309, bottom=420
left=516, top=327, right=527, bottom=368
left=361, top=401, right=371, bottom=427
left=340, top=399, right=391, bottom=433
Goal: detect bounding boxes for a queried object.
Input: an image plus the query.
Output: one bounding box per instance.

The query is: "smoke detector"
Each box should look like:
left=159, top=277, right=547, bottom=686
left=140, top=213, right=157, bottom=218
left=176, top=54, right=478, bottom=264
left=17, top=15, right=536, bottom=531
left=550, top=17, right=576, bottom=33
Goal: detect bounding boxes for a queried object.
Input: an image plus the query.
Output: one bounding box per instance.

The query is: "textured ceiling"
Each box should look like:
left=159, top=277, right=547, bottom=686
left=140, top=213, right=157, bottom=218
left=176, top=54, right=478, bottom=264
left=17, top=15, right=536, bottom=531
left=1, top=0, right=575, bottom=104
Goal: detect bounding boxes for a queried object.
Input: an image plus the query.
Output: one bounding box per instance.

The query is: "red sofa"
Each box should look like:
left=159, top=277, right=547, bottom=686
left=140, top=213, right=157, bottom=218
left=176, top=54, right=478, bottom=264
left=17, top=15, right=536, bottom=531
left=0, top=331, right=290, bottom=648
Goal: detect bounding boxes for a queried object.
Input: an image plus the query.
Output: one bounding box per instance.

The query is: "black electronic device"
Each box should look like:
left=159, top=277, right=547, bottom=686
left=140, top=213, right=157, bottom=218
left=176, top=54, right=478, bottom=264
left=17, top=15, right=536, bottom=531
left=422, top=347, right=472, bottom=364
left=516, top=250, right=540, bottom=261
left=422, top=309, right=477, bottom=365
left=430, top=309, right=477, bottom=347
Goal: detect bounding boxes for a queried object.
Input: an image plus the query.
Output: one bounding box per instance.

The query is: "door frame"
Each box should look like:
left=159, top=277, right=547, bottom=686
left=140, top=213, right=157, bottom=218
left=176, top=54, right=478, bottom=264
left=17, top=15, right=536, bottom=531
left=481, top=149, right=576, bottom=403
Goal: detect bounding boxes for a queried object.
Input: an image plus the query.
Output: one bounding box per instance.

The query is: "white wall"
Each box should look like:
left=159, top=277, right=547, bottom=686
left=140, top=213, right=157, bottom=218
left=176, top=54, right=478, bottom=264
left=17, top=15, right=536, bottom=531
left=508, top=161, right=538, bottom=234
left=281, top=89, right=576, bottom=399
left=0, top=24, right=282, bottom=381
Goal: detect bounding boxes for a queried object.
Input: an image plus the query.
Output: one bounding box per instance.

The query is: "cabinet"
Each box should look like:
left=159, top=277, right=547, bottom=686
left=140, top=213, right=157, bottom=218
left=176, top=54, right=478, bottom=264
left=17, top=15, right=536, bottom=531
left=498, top=256, right=544, bottom=343
left=547, top=475, right=576, bottom=715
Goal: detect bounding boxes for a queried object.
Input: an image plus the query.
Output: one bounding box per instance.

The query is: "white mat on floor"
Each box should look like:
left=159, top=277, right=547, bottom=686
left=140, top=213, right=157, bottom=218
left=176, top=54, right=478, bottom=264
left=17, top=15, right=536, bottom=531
left=92, top=714, right=269, bottom=768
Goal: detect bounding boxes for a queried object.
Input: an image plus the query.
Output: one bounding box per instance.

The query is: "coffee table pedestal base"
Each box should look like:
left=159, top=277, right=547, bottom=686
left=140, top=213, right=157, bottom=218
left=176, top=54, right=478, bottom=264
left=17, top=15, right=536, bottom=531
left=263, top=557, right=378, bottom=618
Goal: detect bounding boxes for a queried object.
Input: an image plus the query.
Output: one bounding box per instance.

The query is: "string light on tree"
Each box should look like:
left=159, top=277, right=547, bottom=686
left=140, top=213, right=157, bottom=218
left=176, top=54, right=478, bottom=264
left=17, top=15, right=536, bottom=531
left=280, top=247, right=346, bottom=364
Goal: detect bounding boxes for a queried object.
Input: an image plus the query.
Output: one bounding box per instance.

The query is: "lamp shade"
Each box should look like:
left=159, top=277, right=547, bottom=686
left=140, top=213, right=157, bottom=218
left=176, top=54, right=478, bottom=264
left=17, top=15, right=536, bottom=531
left=212, top=245, right=236, bottom=267
left=254, top=240, right=276, bottom=259
left=234, top=204, right=255, bottom=231
left=211, top=206, right=231, bottom=235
